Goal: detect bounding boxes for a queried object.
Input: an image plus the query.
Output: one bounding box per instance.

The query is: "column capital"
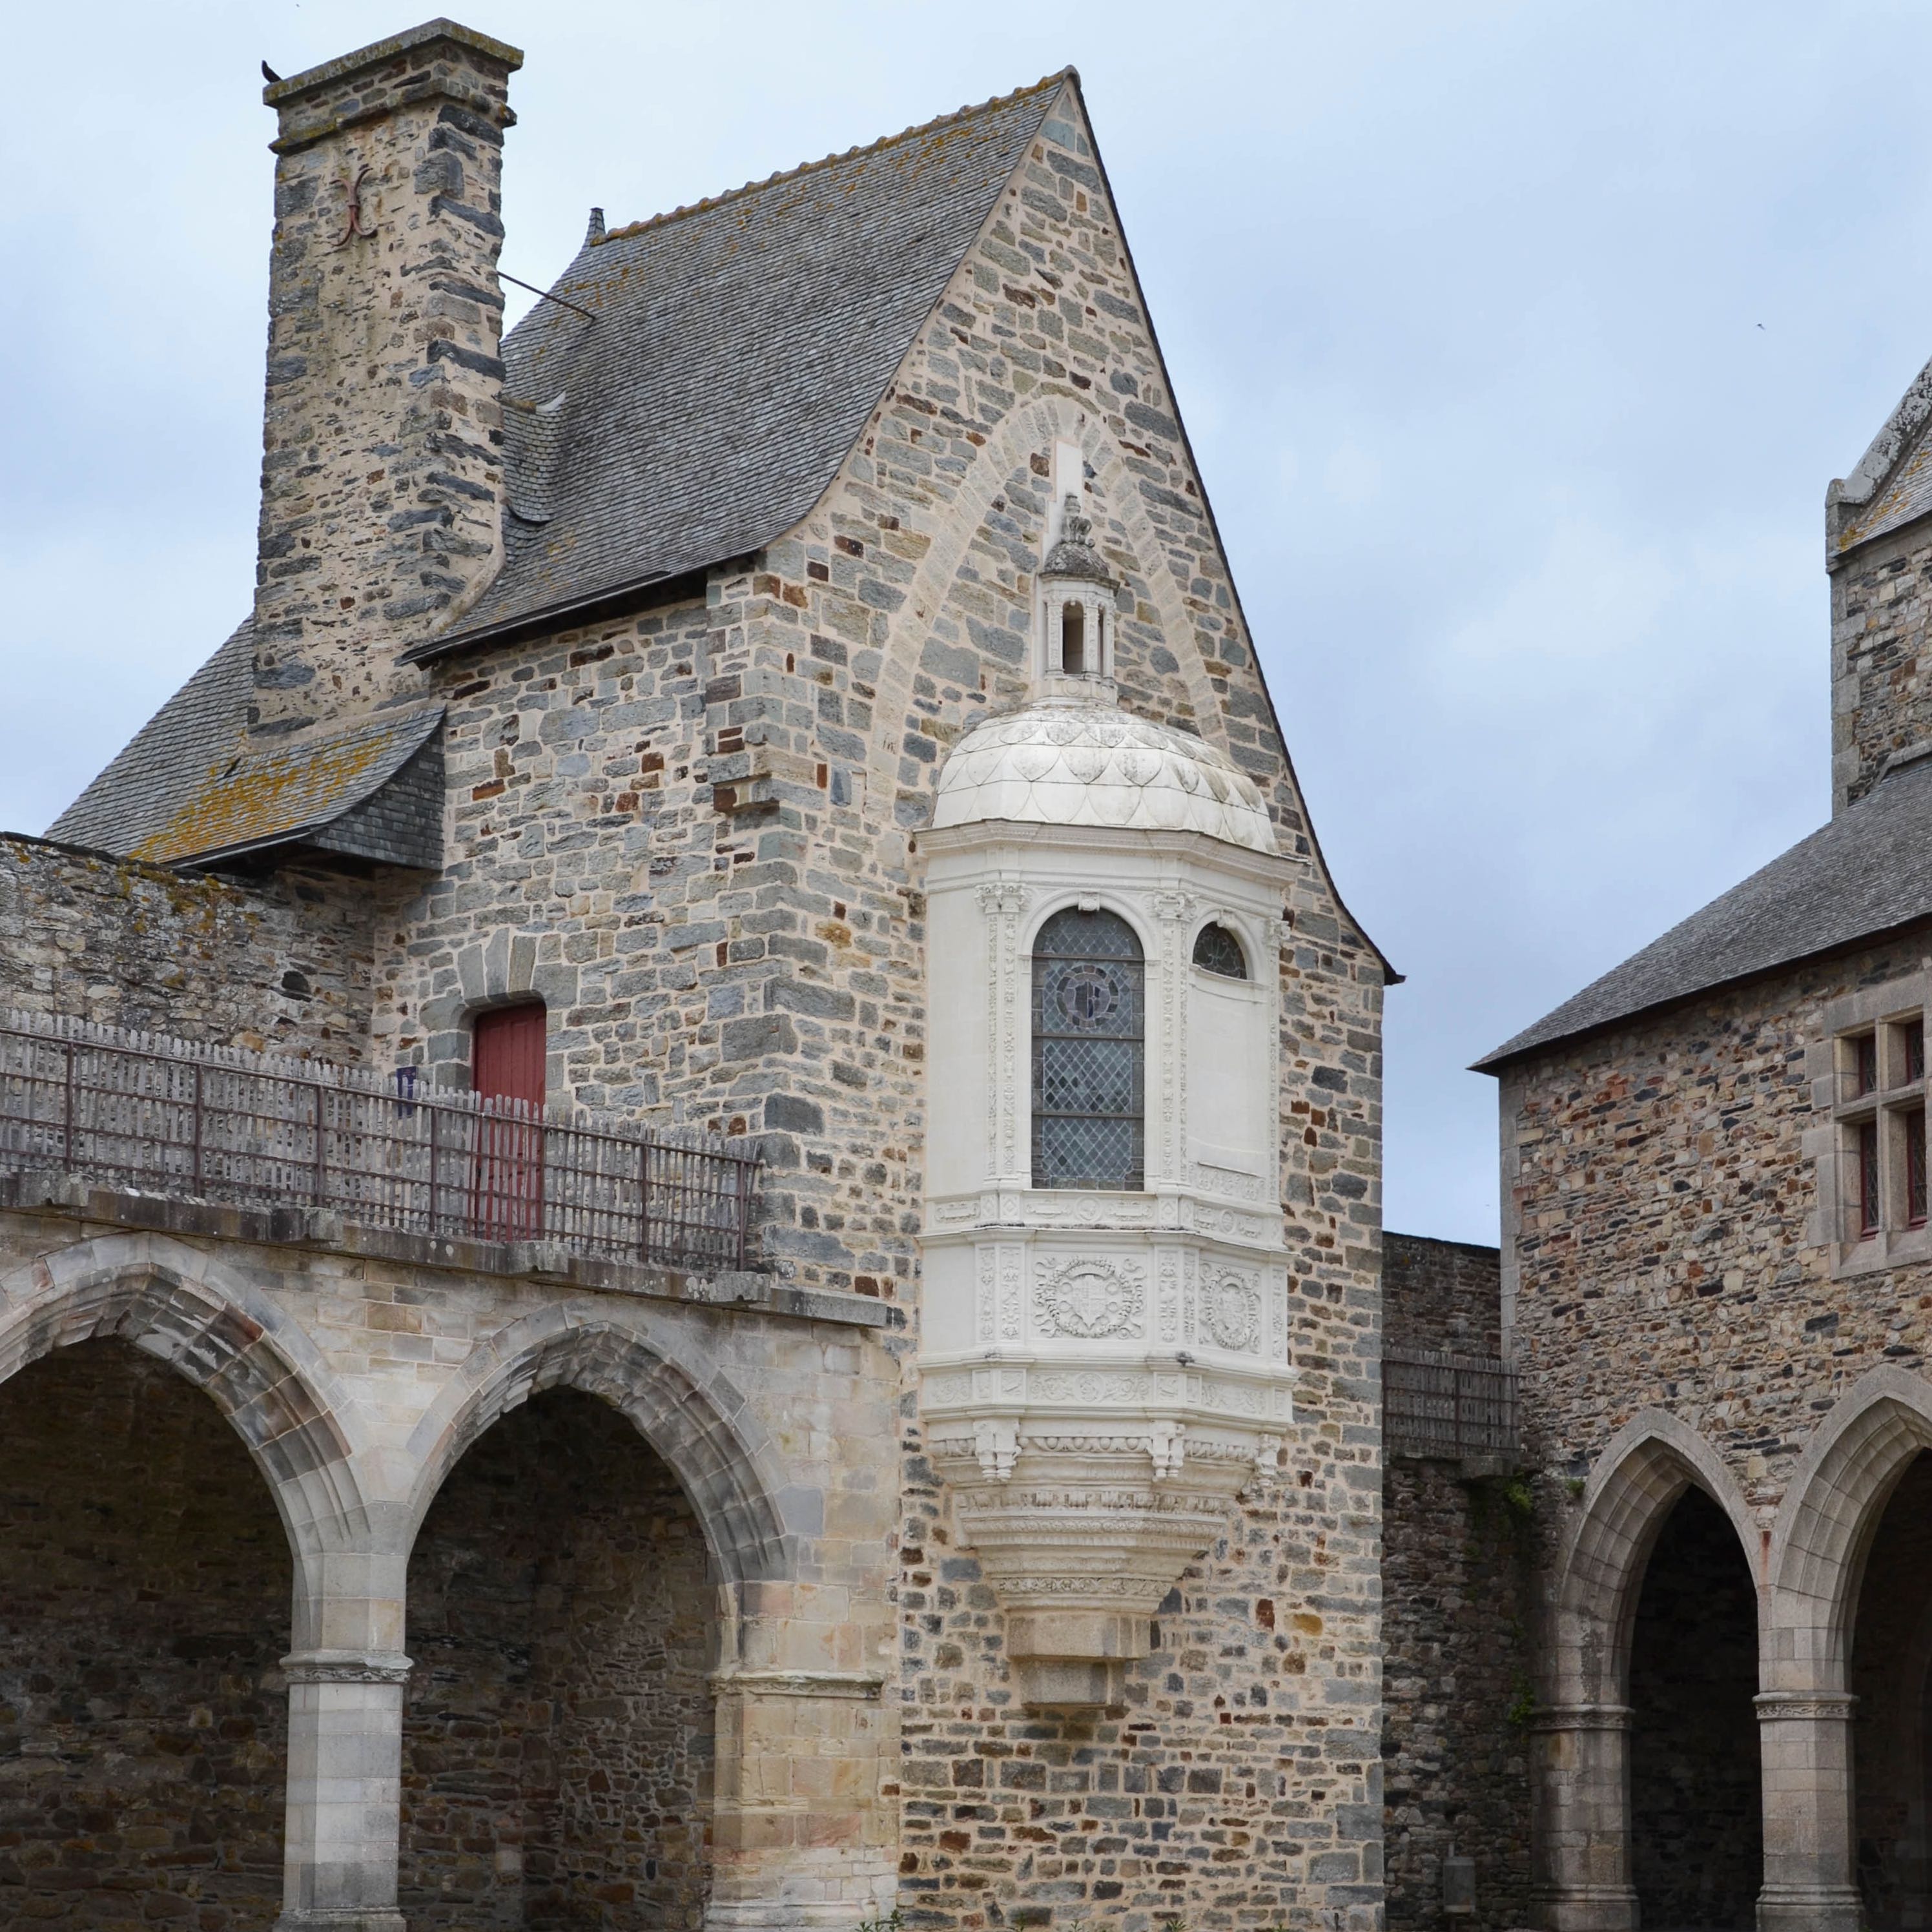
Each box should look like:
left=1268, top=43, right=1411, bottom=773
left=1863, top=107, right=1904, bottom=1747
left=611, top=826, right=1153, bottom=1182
left=709, top=1667, right=885, bottom=1701
left=281, top=1649, right=413, bottom=1686
left=1754, top=1690, right=1858, bottom=1721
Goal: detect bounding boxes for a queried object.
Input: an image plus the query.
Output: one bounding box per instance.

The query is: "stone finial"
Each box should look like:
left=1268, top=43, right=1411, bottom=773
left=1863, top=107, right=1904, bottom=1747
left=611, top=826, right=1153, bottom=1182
left=586, top=205, right=606, bottom=244
left=1041, top=493, right=1112, bottom=586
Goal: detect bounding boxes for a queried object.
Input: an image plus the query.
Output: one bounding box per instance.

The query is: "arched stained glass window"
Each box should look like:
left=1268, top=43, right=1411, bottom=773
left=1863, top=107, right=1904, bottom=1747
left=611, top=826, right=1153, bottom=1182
left=1191, top=923, right=1247, bottom=980
left=1031, top=908, right=1144, bottom=1191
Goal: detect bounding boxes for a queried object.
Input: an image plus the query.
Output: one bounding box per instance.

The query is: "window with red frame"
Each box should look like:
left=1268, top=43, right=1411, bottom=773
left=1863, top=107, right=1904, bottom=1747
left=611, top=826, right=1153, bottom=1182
left=1855, top=1032, right=1880, bottom=1098
left=1907, top=1018, right=1926, bottom=1086
left=1909, top=1109, right=1929, bottom=1229
left=1860, top=1119, right=1882, bottom=1237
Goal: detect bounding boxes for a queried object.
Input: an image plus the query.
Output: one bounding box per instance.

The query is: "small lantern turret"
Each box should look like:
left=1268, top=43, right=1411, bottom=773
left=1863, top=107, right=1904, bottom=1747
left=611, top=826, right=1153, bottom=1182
left=1038, top=497, right=1116, bottom=697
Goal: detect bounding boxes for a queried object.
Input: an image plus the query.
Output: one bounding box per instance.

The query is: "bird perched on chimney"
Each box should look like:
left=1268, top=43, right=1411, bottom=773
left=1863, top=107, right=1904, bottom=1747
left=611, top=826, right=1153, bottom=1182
left=262, top=61, right=282, bottom=84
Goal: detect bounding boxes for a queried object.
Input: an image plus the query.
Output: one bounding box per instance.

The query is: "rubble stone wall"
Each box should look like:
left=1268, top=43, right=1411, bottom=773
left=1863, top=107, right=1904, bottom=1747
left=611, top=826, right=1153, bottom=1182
left=1380, top=1235, right=1531, bottom=1931
left=1383, top=1233, right=1503, bottom=1357
left=1499, top=929, right=1932, bottom=1506
left=0, top=833, right=386, bottom=1061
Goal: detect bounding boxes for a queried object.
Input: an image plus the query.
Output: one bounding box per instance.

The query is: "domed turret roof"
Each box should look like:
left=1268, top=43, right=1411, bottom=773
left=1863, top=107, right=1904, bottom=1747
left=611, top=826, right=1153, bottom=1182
left=932, top=701, right=1278, bottom=853
left=1040, top=498, right=1113, bottom=586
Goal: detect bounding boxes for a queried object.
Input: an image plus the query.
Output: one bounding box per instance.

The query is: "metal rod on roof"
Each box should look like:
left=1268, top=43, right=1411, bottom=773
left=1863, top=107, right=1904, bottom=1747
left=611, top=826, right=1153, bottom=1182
left=500, top=271, right=597, bottom=322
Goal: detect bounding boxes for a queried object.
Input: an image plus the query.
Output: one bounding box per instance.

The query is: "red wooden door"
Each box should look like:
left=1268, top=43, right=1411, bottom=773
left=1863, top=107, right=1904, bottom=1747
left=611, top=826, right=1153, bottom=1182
left=472, top=1003, right=545, bottom=1238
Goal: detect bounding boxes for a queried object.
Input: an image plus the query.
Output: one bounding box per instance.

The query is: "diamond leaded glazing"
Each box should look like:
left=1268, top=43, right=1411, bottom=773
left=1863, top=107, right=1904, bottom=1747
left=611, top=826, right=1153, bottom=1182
left=1031, top=909, right=1144, bottom=1190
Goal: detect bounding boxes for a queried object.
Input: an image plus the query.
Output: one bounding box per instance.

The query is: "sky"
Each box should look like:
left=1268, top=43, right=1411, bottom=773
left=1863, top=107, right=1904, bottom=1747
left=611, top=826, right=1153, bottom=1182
left=6, top=0, right=1931, bottom=1244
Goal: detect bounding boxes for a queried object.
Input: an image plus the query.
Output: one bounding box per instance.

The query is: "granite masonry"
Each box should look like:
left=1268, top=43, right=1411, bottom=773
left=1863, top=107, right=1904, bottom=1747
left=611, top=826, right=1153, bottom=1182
left=1, top=18, right=1390, bottom=1932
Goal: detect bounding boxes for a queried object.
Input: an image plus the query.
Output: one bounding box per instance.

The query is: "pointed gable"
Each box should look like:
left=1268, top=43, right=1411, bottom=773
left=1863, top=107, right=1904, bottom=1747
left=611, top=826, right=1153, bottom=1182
left=1830, top=351, right=1932, bottom=558
left=411, top=77, right=1065, bottom=660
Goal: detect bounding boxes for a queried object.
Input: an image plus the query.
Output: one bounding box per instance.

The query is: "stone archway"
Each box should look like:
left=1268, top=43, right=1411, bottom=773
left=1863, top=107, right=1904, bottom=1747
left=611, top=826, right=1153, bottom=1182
left=400, top=1383, right=716, bottom=1928
left=398, top=1304, right=894, bottom=1932
left=401, top=1305, right=792, bottom=1585
left=0, top=1235, right=380, bottom=1931
left=1535, top=1414, right=1759, bottom=1932
left=1765, top=1369, right=1932, bottom=1931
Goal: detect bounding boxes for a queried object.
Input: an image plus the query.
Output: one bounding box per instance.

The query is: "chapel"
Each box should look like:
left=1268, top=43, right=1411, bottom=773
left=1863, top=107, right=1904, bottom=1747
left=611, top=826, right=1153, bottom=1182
left=0, top=19, right=1393, bottom=1932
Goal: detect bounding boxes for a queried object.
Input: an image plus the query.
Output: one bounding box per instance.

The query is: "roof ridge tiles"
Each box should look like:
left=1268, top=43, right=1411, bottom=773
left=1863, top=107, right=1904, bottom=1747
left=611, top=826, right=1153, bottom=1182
left=591, top=68, right=1074, bottom=248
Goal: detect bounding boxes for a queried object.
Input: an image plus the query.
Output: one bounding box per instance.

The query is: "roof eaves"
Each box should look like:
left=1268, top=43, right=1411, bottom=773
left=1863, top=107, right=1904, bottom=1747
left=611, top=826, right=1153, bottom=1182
left=403, top=565, right=723, bottom=665
left=1470, top=908, right=1932, bottom=1075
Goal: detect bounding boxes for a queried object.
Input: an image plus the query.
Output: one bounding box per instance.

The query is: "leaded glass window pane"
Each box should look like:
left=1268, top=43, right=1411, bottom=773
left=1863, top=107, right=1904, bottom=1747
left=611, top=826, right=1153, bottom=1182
left=1031, top=908, right=1144, bottom=1191
left=1192, top=923, right=1246, bottom=979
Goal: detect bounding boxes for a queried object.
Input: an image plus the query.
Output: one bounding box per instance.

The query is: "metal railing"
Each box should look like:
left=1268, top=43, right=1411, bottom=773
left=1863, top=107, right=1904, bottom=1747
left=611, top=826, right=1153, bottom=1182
left=1385, top=1344, right=1518, bottom=1461
left=0, top=1012, right=761, bottom=1273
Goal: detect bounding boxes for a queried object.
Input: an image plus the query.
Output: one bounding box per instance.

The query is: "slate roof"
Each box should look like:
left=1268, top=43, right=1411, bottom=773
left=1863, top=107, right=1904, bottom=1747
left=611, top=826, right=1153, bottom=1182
left=124, top=704, right=444, bottom=868
left=50, top=619, right=257, bottom=855
left=410, top=72, right=1067, bottom=659
left=51, top=75, right=1070, bottom=855
left=1477, top=752, right=1932, bottom=1069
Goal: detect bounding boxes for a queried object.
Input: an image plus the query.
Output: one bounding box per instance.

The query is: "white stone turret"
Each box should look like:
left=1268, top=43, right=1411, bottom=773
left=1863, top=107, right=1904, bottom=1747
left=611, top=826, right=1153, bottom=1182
left=918, top=628, right=1297, bottom=1708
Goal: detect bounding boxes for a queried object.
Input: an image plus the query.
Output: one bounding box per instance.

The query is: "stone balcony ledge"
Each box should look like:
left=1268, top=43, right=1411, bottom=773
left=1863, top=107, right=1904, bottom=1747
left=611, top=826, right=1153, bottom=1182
left=0, top=1168, right=890, bottom=1331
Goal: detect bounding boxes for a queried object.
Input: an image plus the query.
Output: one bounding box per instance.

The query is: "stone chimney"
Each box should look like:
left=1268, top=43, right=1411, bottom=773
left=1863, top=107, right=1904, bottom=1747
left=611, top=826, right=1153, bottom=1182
left=252, top=19, right=522, bottom=735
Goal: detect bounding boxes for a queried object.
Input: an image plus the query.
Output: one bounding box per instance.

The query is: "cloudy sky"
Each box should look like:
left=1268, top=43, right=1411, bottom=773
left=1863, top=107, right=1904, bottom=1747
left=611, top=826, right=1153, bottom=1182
left=6, top=1, right=1928, bottom=1242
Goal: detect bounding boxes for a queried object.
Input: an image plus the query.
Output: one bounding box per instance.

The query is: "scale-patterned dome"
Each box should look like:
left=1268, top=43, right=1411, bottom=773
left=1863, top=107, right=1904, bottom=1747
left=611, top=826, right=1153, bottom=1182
left=932, top=702, right=1277, bottom=853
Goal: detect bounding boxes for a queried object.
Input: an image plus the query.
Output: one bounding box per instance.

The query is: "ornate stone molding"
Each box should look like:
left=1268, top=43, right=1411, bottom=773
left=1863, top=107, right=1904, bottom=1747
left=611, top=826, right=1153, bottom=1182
left=280, top=1650, right=414, bottom=1686
left=1527, top=1702, right=1634, bottom=1732
left=1036, top=1257, right=1144, bottom=1338
left=1754, top=1690, right=1859, bottom=1721
left=1200, top=1266, right=1262, bottom=1351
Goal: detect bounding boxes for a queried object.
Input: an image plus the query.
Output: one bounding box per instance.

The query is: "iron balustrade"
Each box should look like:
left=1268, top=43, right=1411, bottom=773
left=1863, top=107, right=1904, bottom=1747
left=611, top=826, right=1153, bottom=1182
left=1384, top=1344, right=1519, bottom=1462
left=0, top=1014, right=760, bottom=1273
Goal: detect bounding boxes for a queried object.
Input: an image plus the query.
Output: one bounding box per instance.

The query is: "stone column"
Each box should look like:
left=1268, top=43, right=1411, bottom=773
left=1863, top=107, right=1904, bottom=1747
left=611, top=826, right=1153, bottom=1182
left=1528, top=1703, right=1638, bottom=1932
left=274, top=1649, right=412, bottom=1932
left=1756, top=1690, right=1862, bottom=1931
left=704, top=1585, right=896, bottom=1931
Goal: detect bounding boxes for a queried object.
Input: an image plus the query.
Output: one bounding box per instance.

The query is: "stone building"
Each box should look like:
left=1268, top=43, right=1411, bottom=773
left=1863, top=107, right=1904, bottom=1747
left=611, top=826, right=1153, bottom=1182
left=1461, top=336, right=1932, bottom=1926
left=0, top=19, right=1391, bottom=1932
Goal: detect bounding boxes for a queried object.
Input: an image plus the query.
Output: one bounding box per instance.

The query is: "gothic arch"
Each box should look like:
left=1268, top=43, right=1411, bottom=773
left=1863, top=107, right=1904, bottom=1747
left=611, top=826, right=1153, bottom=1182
left=0, top=1231, right=371, bottom=1571
left=1769, top=1367, right=1932, bottom=1689
left=856, top=392, right=1230, bottom=801
left=400, top=1301, right=794, bottom=1584
left=1552, top=1410, right=1760, bottom=1705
